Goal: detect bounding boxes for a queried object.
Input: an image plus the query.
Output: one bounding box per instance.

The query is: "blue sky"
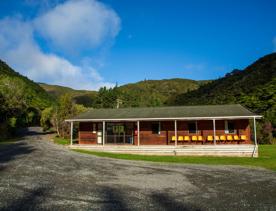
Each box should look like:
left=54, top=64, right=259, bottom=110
left=0, top=0, right=275, bottom=90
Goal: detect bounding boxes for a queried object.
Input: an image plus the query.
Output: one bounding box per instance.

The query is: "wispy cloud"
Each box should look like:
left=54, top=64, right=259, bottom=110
left=0, top=0, right=120, bottom=90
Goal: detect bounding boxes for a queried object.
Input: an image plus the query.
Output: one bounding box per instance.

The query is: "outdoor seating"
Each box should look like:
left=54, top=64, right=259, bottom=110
left=192, top=136, right=197, bottom=141
left=178, top=136, right=184, bottom=141
left=207, top=136, right=213, bottom=141
left=220, top=135, right=226, bottom=141
left=240, top=135, right=247, bottom=141
left=198, top=136, right=203, bottom=141
left=184, top=136, right=190, bottom=141
left=226, top=135, right=233, bottom=141
left=171, top=136, right=176, bottom=141
left=234, top=135, right=240, bottom=141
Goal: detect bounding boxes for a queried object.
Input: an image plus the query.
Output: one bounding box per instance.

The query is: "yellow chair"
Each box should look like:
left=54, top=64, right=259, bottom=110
left=198, top=136, right=203, bottom=141
left=207, top=136, right=213, bottom=141
left=192, top=136, right=198, bottom=141
left=214, top=136, right=220, bottom=141
left=240, top=135, right=247, bottom=141
left=184, top=136, right=190, bottom=141
left=220, top=135, right=226, bottom=141
left=234, top=135, right=240, bottom=141
left=227, top=135, right=233, bottom=141
left=172, top=136, right=176, bottom=141
left=178, top=136, right=184, bottom=141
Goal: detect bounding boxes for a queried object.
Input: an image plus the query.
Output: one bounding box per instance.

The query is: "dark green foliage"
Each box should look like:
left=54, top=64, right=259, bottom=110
left=118, top=78, right=208, bottom=107
left=94, top=86, right=120, bottom=108
left=0, top=60, right=54, bottom=137
left=173, top=53, right=276, bottom=143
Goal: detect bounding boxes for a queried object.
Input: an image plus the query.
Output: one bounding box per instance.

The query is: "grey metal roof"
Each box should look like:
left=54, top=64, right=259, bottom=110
left=67, top=104, right=261, bottom=121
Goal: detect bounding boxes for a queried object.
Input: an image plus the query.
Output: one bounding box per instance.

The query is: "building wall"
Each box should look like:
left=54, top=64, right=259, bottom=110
left=78, top=119, right=252, bottom=145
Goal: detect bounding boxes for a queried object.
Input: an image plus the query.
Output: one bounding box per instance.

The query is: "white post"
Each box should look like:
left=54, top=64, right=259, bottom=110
left=252, top=117, right=258, bottom=157
left=103, top=121, right=105, bottom=146
left=174, top=120, right=177, bottom=147
left=137, top=121, right=140, bottom=146
left=213, top=119, right=216, bottom=145
left=70, top=121, right=73, bottom=146
left=253, top=117, right=257, bottom=145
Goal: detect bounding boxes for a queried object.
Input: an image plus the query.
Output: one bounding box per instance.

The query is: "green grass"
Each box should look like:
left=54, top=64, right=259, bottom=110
left=53, top=137, right=70, bottom=145
left=72, top=145, right=276, bottom=171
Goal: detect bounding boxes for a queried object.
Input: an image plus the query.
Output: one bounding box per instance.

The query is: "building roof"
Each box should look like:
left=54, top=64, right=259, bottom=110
left=66, top=104, right=261, bottom=122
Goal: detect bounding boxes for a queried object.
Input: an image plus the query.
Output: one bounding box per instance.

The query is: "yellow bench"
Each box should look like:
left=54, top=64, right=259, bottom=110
left=171, top=136, right=176, bottom=141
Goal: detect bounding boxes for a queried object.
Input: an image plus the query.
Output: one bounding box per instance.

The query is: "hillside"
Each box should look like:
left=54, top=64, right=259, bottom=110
left=39, top=83, right=97, bottom=107
left=116, top=78, right=210, bottom=107
left=40, top=79, right=210, bottom=108
left=0, top=60, right=54, bottom=136
left=0, top=60, right=54, bottom=110
left=173, top=53, right=276, bottom=113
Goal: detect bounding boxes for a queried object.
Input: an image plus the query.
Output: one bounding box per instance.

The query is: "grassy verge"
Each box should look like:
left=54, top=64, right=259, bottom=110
left=53, top=137, right=70, bottom=145
left=72, top=145, right=276, bottom=171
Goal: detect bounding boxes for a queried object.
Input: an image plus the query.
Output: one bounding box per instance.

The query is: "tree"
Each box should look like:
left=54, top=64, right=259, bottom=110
left=40, top=107, right=54, bottom=131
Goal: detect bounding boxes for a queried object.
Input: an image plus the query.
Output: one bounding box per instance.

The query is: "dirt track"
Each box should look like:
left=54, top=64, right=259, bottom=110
left=0, top=127, right=276, bottom=210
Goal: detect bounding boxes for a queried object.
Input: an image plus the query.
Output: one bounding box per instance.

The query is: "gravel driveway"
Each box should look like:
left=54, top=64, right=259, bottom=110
left=0, top=128, right=276, bottom=210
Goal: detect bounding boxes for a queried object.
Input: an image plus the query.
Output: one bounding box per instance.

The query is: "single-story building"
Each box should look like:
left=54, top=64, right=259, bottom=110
left=66, top=104, right=262, bottom=157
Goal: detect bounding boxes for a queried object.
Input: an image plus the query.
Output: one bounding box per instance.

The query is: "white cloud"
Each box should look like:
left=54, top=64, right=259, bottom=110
left=0, top=0, right=119, bottom=90
left=34, top=0, right=120, bottom=53
left=273, top=37, right=276, bottom=52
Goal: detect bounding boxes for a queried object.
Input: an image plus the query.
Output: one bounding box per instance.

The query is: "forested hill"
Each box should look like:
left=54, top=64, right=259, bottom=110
left=0, top=60, right=54, bottom=136
left=173, top=53, right=276, bottom=114
left=39, top=83, right=97, bottom=107
left=40, top=78, right=210, bottom=108
left=0, top=60, right=53, bottom=110
left=117, top=79, right=210, bottom=107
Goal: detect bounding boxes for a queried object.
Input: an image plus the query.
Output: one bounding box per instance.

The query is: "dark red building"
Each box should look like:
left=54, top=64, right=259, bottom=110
left=66, top=104, right=261, bottom=147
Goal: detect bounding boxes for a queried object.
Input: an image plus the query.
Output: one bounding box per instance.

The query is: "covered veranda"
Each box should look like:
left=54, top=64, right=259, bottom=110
left=66, top=104, right=262, bottom=157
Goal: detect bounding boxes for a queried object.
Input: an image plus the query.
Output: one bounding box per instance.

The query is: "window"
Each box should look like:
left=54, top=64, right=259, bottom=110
left=188, top=121, right=197, bottom=134
left=225, top=120, right=235, bottom=134
left=152, top=122, right=161, bottom=134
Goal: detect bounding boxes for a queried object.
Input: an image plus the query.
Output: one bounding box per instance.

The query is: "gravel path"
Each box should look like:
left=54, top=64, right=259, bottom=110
left=0, top=127, right=276, bottom=210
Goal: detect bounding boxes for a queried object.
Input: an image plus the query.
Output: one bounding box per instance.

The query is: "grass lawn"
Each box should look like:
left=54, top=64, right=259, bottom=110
left=72, top=145, right=276, bottom=171
left=53, top=137, right=70, bottom=145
